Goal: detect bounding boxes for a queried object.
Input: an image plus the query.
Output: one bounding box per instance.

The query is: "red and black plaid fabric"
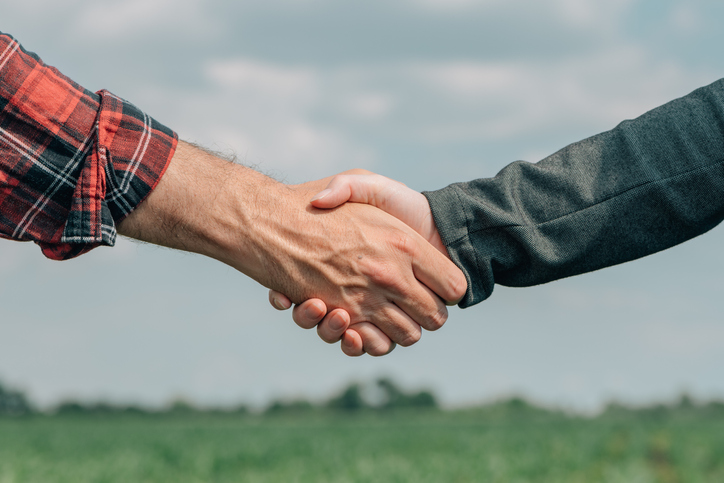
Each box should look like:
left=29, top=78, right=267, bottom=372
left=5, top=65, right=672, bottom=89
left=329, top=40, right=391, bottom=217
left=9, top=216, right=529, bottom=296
left=0, top=31, right=177, bottom=260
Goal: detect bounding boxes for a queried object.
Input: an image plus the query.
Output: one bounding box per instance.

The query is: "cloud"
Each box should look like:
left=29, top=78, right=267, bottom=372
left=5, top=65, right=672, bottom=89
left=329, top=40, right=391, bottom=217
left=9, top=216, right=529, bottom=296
left=402, top=45, right=710, bottom=143
left=342, top=93, right=395, bottom=120
left=407, top=0, right=504, bottom=11
left=205, top=59, right=317, bottom=96
left=635, top=321, right=724, bottom=358
left=550, top=0, right=635, bottom=29
left=163, top=59, right=377, bottom=178
left=131, top=40, right=712, bottom=184
left=668, top=4, right=703, bottom=35
left=74, top=0, right=211, bottom=38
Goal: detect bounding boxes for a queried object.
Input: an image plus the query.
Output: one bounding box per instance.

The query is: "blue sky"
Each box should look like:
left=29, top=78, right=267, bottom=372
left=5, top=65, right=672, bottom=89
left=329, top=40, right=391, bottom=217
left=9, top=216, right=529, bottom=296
left=1, top=0, right=723, bottom=411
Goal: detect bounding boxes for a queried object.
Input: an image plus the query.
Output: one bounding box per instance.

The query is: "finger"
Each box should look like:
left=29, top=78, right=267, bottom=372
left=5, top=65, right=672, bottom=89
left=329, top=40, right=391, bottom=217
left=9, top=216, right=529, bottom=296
left=388, top=278, right=451, bottom=333
left=291, top=299, right=327, bottom=329
left=311, top=175, right=437, bottom=252
left=410, top=237, right=467, bottom=305
left=359, top=303, right=422, bottom=347
left=341, top=329, right=365, bottom=357
left=268, top=290, right=292, bottom=310
left=366, top=234, right=452, bottom=332
left=310, top=174, right=389, bottom=209
left=309, top=178, right=353, bottom=208
left=349, top=322, right=397, bottom=356
left=316, top=308, right=351, bottom=343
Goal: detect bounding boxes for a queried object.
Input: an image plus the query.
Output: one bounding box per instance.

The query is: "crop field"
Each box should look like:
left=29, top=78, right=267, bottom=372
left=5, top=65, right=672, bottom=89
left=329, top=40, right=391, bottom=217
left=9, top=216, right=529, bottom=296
left=1, top=405, right=723, bottom=483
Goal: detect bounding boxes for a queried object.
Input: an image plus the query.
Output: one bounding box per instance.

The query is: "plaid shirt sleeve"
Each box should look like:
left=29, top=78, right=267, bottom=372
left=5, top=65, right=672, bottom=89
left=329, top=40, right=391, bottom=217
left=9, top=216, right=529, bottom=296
left=0, top=31, right=177, bottom=260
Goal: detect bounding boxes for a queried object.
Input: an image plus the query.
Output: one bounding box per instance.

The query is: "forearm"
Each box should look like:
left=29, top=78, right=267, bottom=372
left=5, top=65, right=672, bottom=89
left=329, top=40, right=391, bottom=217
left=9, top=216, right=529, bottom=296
left=117, top=141, right=285, bottom=285
left=426, top=78, right=724, bottom=307
left=119, top=141, right=463, bottom=326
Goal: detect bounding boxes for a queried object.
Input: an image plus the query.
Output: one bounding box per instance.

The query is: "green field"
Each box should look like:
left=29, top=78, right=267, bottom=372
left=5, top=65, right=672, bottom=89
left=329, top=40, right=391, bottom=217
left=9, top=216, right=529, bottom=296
left=1, top=406, right=723, bottom=483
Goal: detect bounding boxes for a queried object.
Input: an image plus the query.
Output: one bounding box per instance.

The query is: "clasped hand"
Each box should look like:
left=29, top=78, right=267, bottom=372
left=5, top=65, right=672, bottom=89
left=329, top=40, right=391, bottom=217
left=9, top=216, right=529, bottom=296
left=119, top=142, right=465, bottom=357
left=269, top=170, right=467, bottom=356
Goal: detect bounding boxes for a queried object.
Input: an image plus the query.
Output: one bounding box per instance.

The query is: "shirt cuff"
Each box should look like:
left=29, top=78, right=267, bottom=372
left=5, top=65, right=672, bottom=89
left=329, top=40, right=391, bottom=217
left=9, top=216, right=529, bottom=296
left=40, top=91, right=177, bottom=260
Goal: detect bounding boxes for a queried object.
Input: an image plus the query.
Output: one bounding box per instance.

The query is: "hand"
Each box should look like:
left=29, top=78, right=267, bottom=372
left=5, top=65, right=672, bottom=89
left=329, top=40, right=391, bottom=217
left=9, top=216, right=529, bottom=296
left=310, top=171, right=447, bottom=254
left=119, top=145, right=466, bottom=348
left=269, top=170, right=464, bottom=356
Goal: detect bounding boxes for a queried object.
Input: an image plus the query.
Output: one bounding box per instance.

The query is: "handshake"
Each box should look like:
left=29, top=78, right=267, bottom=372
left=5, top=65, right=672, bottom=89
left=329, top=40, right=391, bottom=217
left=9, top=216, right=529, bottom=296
left=118, top=141, right=467, bottom=357
left=5, top=31, right=721, bottom=358
left=267, top=169, right=467, bottom=357
left=118, top=80, right=724, bottom=358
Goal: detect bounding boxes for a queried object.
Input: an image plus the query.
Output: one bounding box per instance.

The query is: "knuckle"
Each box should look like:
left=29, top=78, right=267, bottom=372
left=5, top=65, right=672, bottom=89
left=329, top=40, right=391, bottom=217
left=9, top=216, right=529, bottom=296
left=425, top=307, right=448, bottom=331
left=292, top=309, right=317, bottom=330
left=396, top=235, right=423, bottom=263
left=317, top=327, right=340, bottom=344
left=391, top=232, right=415, bottom=254
left=363, top=261, right=402, bottom=288
left=448, top=271, right=468, bottom=302
left=366, top=341, right=390, bottom=357
left=397, top=327, right=422, bottom=347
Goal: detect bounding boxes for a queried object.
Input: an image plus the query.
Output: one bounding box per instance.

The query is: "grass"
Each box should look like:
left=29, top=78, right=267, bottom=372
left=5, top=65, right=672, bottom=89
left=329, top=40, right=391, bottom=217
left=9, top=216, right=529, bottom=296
left=0, top=409, right=723, bottom=482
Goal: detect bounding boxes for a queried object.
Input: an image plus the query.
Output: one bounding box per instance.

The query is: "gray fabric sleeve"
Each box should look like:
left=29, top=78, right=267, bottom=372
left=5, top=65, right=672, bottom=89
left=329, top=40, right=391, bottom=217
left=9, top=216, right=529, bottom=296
left=424, top=78, right=724, bottom=308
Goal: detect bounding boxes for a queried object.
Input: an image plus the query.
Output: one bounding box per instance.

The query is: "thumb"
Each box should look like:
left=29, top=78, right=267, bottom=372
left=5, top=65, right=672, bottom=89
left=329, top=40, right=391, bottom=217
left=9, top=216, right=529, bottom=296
left=310, top=174, right=386, bottom=209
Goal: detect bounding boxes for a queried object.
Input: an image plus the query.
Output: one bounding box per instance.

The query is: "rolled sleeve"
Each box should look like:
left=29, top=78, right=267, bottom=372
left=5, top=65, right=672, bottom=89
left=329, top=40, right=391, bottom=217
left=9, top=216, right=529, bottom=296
left=0, top=31, right=177, bottom=260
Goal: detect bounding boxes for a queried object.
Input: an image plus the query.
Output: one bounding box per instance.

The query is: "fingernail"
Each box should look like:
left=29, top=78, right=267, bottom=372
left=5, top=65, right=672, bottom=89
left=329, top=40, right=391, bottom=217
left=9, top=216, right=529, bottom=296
left=273, top=297, right=291, bottom=310
left=329, top=313, right=346, bottom=331
left=304, top=303, right=323, bottom=320
left=310, top=189, right=331, bottom=202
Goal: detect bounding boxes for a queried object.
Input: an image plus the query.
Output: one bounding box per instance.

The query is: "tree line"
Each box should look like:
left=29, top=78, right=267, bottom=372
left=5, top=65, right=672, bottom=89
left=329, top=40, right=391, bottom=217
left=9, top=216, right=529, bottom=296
left=3, top=378, right=724, bottom=420
left=0, top=377, right=438, bottom=417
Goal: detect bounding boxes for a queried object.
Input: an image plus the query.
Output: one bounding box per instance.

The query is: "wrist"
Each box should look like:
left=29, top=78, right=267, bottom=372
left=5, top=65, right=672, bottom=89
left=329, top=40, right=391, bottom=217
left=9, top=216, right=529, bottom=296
left=117, top=141, right=281, bottom=278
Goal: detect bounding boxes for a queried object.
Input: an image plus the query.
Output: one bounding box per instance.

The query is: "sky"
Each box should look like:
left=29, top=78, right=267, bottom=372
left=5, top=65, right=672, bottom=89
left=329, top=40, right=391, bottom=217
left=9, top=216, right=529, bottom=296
left=1, top=0, right=724, bottom=412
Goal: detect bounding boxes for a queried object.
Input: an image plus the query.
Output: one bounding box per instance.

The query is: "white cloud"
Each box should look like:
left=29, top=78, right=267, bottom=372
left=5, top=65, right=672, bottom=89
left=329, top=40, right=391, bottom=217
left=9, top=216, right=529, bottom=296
left=158, top=59, right=378, bottom=178
left=343, top=93, right=395, bottom=120
left=405, top=45, right=711, bottom=142
left=140, top=42, right=713, bottom=181
left=205, top=60, right=317, bottom=97
left=422, top=63, right=518, bottom=96
left=407, top=0, right=635, bottom=38
left=74, top=0, right=209, bottom=38
left=551, top=0, right=634, bottom=30
left=669, top=4, right=703, bottom=35
left=636, top=321, right=724, bottom=358
left=407, top=0, right=503, bottom=11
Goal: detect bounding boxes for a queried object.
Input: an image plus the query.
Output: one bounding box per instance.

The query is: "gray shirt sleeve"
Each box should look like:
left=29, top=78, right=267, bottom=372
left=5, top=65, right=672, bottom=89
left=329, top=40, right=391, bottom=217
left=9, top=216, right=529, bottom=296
left=424, top=78, right=724, bottom=308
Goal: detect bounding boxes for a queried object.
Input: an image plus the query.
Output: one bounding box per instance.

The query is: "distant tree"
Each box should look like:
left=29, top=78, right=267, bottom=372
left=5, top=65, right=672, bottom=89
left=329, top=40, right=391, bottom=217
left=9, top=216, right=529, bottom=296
left=377, top=378, right=438, bottom=410
left=117, top=405, right=150, bottom=416
left=219, top=404, right=249, bottom=416
left=407, top=390, right=437, bottom=409
left=55, top=401, right=84, bottom=415
left=0, top=382, right=34, bottom=416
left=167, top=399, right=198, bottom=414
left=503, top=396, right=531, bottom=412
left=377, top=378, right=404, bottom=409
left=265, top=399, right=314, bottom=415
left=327, top=383, right=367, bottom=411
left=54, top=400, right=152, bottom=416
left=676, top=393, right=695, bottom=410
